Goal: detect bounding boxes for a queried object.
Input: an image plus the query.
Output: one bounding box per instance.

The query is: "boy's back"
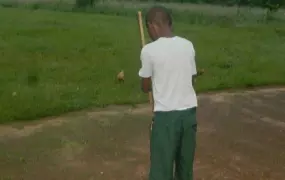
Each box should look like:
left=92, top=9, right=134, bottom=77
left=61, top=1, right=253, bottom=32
left=140, top=36, right=197, bottom=112
left=139, top=6, right=198, bottom=180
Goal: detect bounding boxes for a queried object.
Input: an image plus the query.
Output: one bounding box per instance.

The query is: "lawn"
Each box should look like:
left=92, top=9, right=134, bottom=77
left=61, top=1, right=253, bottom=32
left=0, top=7, right=285, bottom=123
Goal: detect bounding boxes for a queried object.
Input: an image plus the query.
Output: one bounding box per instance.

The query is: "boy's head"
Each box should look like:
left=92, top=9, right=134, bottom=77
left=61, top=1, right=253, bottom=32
left=145, top=6, right=173, bottom=41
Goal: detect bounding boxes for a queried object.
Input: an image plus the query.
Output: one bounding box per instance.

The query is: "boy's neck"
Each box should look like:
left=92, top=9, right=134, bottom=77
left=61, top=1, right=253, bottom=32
left=160, top=30, right=174, bottom=38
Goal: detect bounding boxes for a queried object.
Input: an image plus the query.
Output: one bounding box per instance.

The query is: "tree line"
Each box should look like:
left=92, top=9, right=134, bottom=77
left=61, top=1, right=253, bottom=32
left=76, top=0, right=284, bottom=14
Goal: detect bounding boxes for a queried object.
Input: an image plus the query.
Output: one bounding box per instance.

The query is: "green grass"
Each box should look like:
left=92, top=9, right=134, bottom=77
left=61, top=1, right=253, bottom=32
left=0, top=7, right=285, bottom=123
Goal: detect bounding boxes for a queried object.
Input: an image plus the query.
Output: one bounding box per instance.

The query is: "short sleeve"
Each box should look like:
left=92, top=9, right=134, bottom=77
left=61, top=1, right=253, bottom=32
left=138, top=47, right=153, bottom=78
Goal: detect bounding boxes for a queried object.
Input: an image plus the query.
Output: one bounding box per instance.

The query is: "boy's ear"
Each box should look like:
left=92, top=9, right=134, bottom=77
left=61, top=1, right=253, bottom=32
left=147, top=22, right=153, bottom=28
left=146, top=22, right=150, bottom=28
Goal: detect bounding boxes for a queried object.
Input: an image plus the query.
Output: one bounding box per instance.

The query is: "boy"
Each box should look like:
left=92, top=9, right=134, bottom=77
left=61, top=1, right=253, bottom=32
left=138, top=6, right=198, bottom=180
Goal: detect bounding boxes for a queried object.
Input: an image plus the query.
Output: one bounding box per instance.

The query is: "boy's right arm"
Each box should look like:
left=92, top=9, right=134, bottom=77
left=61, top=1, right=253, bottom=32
left=138, top=47, right=153, bottom=93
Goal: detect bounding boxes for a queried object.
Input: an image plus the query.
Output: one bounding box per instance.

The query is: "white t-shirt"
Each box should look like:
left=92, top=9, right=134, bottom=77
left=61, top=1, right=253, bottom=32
left=138, top=36, right=197, bottom=112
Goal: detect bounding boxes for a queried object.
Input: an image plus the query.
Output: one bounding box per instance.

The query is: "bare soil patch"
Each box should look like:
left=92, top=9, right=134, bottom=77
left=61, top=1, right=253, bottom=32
left=1, top=88, right=285, bottom=180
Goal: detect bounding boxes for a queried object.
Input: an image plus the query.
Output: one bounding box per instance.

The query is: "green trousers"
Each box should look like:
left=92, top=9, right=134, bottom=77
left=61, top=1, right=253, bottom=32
left=149, top=107, right=197, bottom=180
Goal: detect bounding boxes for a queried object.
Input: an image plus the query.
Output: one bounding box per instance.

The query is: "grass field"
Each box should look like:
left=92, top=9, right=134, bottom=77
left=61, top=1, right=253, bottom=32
left=0, top=7, right=285, bottom=123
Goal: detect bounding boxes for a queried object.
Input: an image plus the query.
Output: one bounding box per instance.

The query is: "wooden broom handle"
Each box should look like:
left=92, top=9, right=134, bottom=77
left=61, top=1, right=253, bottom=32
left=137, top=11, right=154, bottom=113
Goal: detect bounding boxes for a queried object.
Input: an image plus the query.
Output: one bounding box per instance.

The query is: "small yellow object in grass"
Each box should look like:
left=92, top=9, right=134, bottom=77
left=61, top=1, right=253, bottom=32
left=117, top=70, right=124, bottom=82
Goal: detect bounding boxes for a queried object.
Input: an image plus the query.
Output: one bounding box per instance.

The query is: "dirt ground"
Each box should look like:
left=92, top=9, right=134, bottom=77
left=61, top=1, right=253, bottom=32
left=0, top=88, right=285, bottom=180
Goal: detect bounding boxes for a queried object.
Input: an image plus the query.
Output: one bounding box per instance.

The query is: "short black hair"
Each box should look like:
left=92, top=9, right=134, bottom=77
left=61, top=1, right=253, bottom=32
left=145, top=6, right=172, bottom=27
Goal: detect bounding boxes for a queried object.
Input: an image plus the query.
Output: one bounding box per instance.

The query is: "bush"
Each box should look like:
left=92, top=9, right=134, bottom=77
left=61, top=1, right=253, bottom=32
left=262, top=0, right=283, bottom=12
left=0, top=1, right=18, bottom=8
left=75, top=0, right=95, bottom=8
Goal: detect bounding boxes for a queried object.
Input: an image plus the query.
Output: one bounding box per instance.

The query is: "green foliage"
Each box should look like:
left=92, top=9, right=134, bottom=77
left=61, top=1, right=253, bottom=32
left=75, top=0, right=96, bottom=8
left=260, top=0, right=284, bottom=21
left=0, top=0, right=18, bottom=8
left=145, top=0, right=284, bottom=8
left=237, top=0, right=251, bottom=6
left=262, top=0, right=283, bottom=12
left=1, top=0, right=285, bottom=24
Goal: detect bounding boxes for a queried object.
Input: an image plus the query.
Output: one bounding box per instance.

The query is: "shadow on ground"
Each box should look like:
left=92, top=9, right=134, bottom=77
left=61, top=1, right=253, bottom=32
left=0, top=88, right=285, bottom=180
